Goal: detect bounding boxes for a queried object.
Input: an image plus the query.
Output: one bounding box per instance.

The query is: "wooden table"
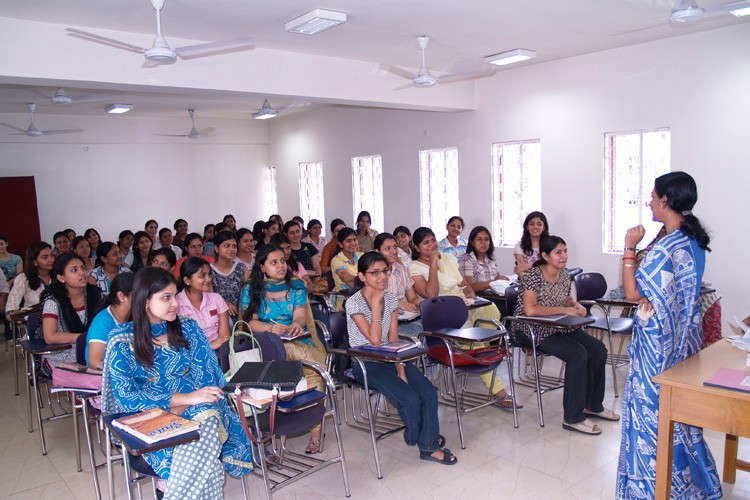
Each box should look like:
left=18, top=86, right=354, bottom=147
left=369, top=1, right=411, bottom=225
left=653, top=339, right=750, bottom=499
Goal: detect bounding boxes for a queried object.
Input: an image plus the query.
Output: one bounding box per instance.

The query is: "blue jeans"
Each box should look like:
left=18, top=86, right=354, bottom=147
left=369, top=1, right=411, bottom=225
left=352, top=361, right=440, bottom=453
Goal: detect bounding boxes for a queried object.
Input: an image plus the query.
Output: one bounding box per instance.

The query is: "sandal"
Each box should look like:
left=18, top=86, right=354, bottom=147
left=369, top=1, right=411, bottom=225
left=562, top=418, right=602, bottom=435
left=305, top=439, right=322, bottom=455
left=437, top=434, right=446, bottom=449
left=495, top=394, right=523, bottom=410
left=584, top=408, right=620, bottom=421
left=420, top=447, right=458, bottom=465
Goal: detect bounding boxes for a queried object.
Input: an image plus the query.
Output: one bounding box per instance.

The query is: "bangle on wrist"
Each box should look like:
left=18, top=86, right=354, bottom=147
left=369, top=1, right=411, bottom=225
left=622, top=257, right=636, bottom=261
left=624, top=247, right=638, bottom=252
left=623, top=264, right=637, bottom=268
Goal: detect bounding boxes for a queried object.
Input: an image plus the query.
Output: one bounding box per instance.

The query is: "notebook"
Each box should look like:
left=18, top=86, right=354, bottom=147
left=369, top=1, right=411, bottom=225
left=357, top=340, right=420, bottom=353
left=112, top=408, right=199, bottom=444
left=703, top=367, right=750, bottom=393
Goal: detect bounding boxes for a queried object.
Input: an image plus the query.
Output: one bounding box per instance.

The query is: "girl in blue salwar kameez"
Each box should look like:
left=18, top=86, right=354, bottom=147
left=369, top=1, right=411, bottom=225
left=103, top=268, right=252, bottom=500
left=617, top=172, right=721, bottom=499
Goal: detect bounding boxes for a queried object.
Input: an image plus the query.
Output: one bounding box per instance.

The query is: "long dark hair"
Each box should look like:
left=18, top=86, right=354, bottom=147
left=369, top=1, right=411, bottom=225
left=411, top=227, right=436, bottom=260
left=102, top=272, right=135, bottom=317
left=353, top=251, right=389, bottom=292
left=94, top=241, right=117, bottom=268
left=243, top=244, right=292, bottom=321
left=334, top=227, right=356, bottom=256
left=533, top=235, right=567, bottom=267
left=133, top=231, right=152, bottom=261
left=373, top=232, right=395, bottom=251
left=466, top=226, right=495, bottom=260
left=393, top=225, right=414, bottom=255
left=654, top=171, right=711, bottom=251
left=270, top=233, right=300, bottom=270
left=24, top=241, right=52, bottom=290
left=356, top=210, right=372, bottom=235
left=520, top=211, right=549, bottom=256
left=130, top=268, right=188, bottom=369
left=45, top=253, right=86, bottom=301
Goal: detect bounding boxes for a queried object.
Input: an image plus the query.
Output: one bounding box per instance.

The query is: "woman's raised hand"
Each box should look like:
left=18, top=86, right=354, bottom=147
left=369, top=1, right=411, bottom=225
left=625, top=225, right=646, bottom=248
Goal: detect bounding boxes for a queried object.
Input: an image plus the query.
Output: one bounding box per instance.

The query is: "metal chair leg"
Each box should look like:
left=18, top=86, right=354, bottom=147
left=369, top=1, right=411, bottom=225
left=30, top=355, right=48, bottom=453
left=82, top=400, right=102, bottom=500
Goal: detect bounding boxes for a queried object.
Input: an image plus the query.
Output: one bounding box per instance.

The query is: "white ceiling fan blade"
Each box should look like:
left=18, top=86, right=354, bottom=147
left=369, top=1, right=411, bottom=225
left=176, top=38, right=255, bottom=59
left=154, top=133, right=190, bottom=137
left=66, top=28, right=146, bottom=54
left=276, top=101, right=312, bottom=111
left=198, top=127, right=216, bottom=136
left=393, top=82, right=417, bottom=91
left=437, top=69, right=498, bottom=84
left=0, top=123, right=28, bottom=133
left=40, top=129, right=84, bottom=135
left=380, top=64, right=418, bottom=81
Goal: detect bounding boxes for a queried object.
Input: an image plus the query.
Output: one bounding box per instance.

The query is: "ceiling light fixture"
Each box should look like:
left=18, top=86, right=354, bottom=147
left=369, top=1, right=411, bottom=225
left=485, top=48, right=537, bottom=66
left=728, top=0, right=750, bottom=16
left=285, top=9, right=347, bottom=35
left=252, top=100, right=278, bottom=120
left=106, top=104, right=133, bottom=114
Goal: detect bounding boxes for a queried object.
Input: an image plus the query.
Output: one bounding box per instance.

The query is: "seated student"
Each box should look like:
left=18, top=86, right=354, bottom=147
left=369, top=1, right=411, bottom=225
left=173, top=233, right=214, bottom=279
left=88, top=242, right=131, bottom=297
left=292, top=216, right=308, bottom=238
left=320, top=218, right=346, bottom=274
left=257, top=220, right=280, bottom=249
left=330, top=228, right=362, bottom=292
left=210, top=232, right=250, bottom=317
left=0, top=235, right=23, bottom=288
left=64, top=228, right=77, bottom=243
left=355, top=210, right=378, bottom=253
left=438, top=216, right=468, bottom=259
left=202, top=223, right=216, bottom=257
left=393, top=225, right=414, bottom=268
left=346, top=251, right=457, bottom=465
left=373, top=233, right=423, bottom=337
left=459, top=226, right=510, bottom=292
left=103, top=268, right=253, bottom=498
left=52, top=231, right=71, bottom=257
left=84, top=228, right=102, bottom=260
left=302, top=219, right=326, bottom=253
left=270, top=234, right=308, bottom=284
left=285, top=220, right=322, bottom=277
left=71, top=236, right=95, bottom=272
left=239, top=244, right=328, bottom=454
left=117, top=230, right=135, bottom=268
left=251, top=220, right=265, bottom=249
left=269, top=214, right=284, bottom=228
left=145, top=219, right=159, bottom=247
left=410, top=227, right=518, bottom=409
left=157, top=228, right=184, bottom=259
left=5, top=242, right=54, bottom=320
left=177, top=257, right=230, bottom=350
left=514, top=235, right=616, bottom=434
left=513, top=211, right=549, bottom=278
left=222, top=214, right=237, bottom=233
left=41, top=253, right=102, bottom=375
left=172, top=218, right=189, bottom=254
left=130, top=231, right=153, bottom=273
left=235, top=228, right=255, bottom=274
left=85, top=273, right=134, bottom=369
left=151, top=247, right=177, bottom=274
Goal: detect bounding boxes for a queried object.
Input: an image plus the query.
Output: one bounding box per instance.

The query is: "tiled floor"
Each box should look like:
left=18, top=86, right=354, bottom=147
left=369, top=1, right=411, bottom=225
left=2, top=341, right=750, bottom=499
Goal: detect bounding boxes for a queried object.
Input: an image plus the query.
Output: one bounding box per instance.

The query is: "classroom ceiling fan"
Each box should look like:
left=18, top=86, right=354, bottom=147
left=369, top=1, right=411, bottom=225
left=66, top=0, right=255, bottom=68
left=0, top=103, right=84, bottom=137
left=381, top=36, right=497, bottom=89
left=31, top=87, right=114, bottom=106
left=618, top=0, right=750, bottom=34
left=155, top=109, right=215, bottom=139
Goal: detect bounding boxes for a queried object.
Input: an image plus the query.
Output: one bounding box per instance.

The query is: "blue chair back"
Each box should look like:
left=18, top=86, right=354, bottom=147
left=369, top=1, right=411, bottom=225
left=504, top=285, right=519, bottom=316
left=26, top=310, right=42, bottom=340
left=419, top=296, right=468, bottom=331
left=574, top=272, right=608, bottom=301
left=76, top=331, right=88, bottom=365
left=329, top=311, right=348, bottom=350
left=254, top=331, right=287, bottom=361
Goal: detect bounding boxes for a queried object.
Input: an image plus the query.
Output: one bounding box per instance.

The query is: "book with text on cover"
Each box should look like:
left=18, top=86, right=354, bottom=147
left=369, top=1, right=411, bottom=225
left=112, top=408, right=199, bottom=444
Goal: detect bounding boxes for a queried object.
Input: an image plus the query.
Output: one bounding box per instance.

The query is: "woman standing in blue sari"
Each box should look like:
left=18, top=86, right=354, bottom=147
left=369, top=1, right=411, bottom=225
left=617, top=172, right=721, bottom=499
left=103, top=268, right=252, bottom=499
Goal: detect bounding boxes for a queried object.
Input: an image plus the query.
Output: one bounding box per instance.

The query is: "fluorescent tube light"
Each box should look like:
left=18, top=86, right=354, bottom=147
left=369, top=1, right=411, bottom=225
left=106, top=104, right=133, bottom=114
left=285, top=9, right=347, bottom=35
left=485, top=49, right=537, bottom=67
left=728, top=1, right=750, bottom=16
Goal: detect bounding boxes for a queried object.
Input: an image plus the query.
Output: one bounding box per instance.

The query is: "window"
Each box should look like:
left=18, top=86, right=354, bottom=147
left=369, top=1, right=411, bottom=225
left=419, top=147, right=459, bottom=236
left=298, top=161, right=326, bottom=230
left=351, top=155, right=384, bottom=232
left=491, top=140, right=542, bottom=247
left=603, top=128, right=670, bottom=253
left=264, top=165, right=278, bottom=217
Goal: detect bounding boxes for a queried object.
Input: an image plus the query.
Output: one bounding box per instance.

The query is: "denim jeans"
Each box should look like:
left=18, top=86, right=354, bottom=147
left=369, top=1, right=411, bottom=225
left=352, top=361, right=440, bottom=453
left=537, top=328, right=607, bottom=424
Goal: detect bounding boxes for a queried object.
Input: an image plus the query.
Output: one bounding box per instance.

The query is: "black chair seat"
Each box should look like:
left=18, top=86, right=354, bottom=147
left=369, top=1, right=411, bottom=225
left=129, top=453, right=156, bottom=477
left=587, top=316, right=633, bottom=334
left=453, top=360, right=504, bottom=375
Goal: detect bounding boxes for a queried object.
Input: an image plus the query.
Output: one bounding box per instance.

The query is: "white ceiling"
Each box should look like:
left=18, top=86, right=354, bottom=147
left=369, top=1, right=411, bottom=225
left=0, top=0, right=747, bottom=119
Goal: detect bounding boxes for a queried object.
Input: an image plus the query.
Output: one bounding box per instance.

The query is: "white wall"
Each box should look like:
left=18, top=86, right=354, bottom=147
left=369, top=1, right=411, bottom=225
left=269, top=24, right=750, bottom=333
left=0, top=113, right=270, bottom=242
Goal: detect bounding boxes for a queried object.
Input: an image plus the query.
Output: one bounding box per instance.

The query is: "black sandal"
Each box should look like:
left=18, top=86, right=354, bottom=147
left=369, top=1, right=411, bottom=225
left=437, top=434, right=446, bottom=449
left=420, top=447, right=457, bottom=465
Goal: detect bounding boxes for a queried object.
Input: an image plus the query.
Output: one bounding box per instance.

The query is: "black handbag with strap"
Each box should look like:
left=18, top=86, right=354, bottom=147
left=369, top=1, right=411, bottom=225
left=226, top=360, right=303, bottom=390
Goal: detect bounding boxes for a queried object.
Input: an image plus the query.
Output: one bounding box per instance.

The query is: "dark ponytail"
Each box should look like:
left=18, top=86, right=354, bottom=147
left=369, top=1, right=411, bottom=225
left=654, top=171, right=711, bottom=251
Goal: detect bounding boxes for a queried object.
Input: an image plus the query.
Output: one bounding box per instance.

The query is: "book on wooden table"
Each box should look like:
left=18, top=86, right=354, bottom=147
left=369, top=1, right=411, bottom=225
left=357, top=340, right=419, bottom=353
left=703, top=367, right=750, bottom=393
left=112, top=408, right=199, bottom=444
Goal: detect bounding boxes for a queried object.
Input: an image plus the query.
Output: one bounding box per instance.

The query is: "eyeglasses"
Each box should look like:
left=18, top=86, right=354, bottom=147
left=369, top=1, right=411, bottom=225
left=365, top=269, right=391, bottom=277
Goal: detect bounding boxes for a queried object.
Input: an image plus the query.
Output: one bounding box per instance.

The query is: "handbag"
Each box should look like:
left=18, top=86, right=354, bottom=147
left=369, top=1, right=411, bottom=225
left=228, top=320, right=261, bottom=377
left=52, top=362, right=103, bottom=391
left=429, top=345, right=507, bottom=366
